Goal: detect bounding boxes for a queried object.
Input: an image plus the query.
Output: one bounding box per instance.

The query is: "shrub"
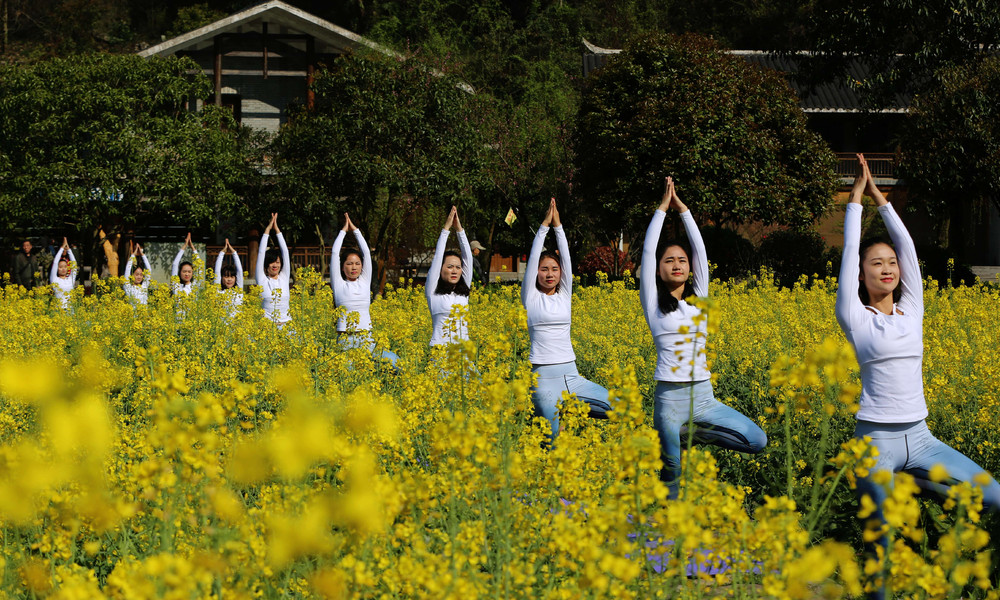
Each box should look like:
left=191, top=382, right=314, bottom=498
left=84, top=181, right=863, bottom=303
left=700, top=225, right=757, bottom=280
left=578, top=245, right=634, bottom=278
left=758, top=229, right=838, bottom=288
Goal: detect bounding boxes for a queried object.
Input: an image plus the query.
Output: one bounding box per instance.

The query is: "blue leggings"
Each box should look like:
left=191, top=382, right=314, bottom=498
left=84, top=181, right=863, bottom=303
left=338, top=333, right=399, bottom=369
left=530, top=362, right=612, bottom=443
left=654, top=380, right=767, bottom=499
left=854, top=420, right=1000, bottom=599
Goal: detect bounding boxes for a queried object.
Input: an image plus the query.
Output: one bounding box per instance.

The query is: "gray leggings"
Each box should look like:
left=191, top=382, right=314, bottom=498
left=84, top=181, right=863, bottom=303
left=530, top=361, right=611, bottom=443
left=654, top=380, right=767, bottom=499
left=854, top=420, right=1000, bottom=599
left=854, top=420, right=1000, bottom=512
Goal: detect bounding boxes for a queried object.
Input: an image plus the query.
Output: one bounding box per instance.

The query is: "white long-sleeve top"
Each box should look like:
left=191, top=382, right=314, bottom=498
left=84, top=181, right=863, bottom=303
left=49, top=247, right=76, bottom=309
left=171, top=247, right=199, bottom=296
left=255, top=232, right=292, bottom=323
left=521, top=225, right=575, bottom=365
left=332, top=229, right=373, bottom=332
left=214, top=250, right=245, bottom=312
left=124, top=254, right=152, bottom=305
left=836, top=203, right=926, bottom=423
left=425, top=229, right=472, bottom=346
left=640, top=210, right=711, bottom=382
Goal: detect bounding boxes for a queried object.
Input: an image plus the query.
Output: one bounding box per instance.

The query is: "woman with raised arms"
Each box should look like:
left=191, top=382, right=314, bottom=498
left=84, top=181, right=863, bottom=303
left=124, top=243, right=153, bottom=305
left=523, top=198, right=611, bottom=443
left=171, top=232, right=200, bottom=296
left=49, top=237, right=77, bottom=310
left=332, top=212, right=399, bottom=367
left=837, top=155, right=999, bottom=598
left=425, top=206, right=472, bottom=347
left=255, top=213, right=293, bottom=327
left=214, top=238, right=244, bottom=316
left=641, top=177, right=766, bottom=498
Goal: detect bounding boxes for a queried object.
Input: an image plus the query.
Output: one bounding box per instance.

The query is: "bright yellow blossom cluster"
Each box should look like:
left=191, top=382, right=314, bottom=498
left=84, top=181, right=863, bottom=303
left=0, top=269, right=997, bottom=598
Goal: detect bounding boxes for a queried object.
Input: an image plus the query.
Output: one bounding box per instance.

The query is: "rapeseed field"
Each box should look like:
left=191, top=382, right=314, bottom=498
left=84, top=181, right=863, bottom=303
left=0, top=266, right=997, bottom=599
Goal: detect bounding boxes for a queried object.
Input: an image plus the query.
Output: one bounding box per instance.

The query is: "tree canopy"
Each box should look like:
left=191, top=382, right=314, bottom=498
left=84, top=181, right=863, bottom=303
left=898, top=57, right=1000, bottom=253
left=574, top=33, right=838, bottom=252
left=272, top=50, right=496, bottom=251
left=806, top=0, right=1000, bottom=108
left=0, top=53, right=266, bottom=234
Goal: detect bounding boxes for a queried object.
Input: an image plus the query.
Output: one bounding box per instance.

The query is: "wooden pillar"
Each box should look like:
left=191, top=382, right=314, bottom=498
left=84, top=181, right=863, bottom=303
left=249, top=229, right=260, bottom=280
left=306, top=36, right=315, bottom=110
left=262, top=22, right=269, bottom=79
left=213, top=35, right=222, bottom=106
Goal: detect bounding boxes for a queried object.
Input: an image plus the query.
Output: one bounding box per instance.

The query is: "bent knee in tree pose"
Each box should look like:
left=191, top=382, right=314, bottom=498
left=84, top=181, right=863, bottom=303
left=255, top=213, right=292, bottom=326
left=426, top=205, right=472, bottom=347
left=523, top=198, right=612, bottom=444
left=641, top=177, right=766, bottom=499
left=837, top=155, right=1000, bottom=599
left=333, top=212, right=398, bottom=367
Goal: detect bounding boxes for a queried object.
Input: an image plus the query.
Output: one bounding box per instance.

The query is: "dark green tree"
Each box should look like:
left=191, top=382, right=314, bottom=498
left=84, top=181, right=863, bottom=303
left=806, top=0, right=1000, bottom=108
left=164, top=3, right=226, bottom=38
left=271, top=50, right=497, bottom=278
left=0, top=53, right=267, bottom=235
left=899, top=57, right=1000, bottom=256
left=574, top=33, right=838, bottom=254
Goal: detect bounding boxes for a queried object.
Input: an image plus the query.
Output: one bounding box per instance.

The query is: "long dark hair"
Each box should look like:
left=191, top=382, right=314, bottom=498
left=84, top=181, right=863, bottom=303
left=534, top=250, right=563, bottom=294
left=219, top=264, right=237, bottom=289
left=434, top=250, right=470, bottom=296
left=656, top=239, right=695, bottom=314
left=858, top=236, right=903, bottom=306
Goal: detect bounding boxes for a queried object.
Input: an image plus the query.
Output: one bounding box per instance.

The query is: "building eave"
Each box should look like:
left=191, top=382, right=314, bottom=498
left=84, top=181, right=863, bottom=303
left=137, top=0, right=397, bottom=58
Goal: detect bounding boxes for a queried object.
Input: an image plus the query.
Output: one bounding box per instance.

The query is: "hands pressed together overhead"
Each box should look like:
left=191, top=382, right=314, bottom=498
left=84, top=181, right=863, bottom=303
left=341, top=212, right=358, bottom=232
left=541, top=198, right=561, bottom=228
left=264, top=213, right=281, bottom=235
left=658, top=176, right=689, bottom=214
left=443, top=205, right=464, bottom=232
left=849, top=154, right=888, bottom=207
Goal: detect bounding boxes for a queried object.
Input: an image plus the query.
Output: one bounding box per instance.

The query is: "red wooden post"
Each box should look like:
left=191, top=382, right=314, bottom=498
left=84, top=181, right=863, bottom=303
left=306, top=36, right=315, bottom=110
left=262, top=22, right=269, bottom=79
left=249, top=229, right=260, bottom=279
left=213, top=35, right=222, bottom=106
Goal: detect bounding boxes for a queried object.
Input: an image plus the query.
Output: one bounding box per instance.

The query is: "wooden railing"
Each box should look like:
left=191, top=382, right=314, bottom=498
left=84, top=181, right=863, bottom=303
left=206, top=245, right=329, bottom=278
left=835, top=152, right=897, bottom=179
left=207, top=245, right=524, bottom=284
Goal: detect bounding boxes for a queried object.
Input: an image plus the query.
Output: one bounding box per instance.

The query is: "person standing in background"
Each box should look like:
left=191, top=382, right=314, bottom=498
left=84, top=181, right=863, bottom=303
left=12, top=240, right=40, bottom=289
left=470, top=240, right=486, bottom=285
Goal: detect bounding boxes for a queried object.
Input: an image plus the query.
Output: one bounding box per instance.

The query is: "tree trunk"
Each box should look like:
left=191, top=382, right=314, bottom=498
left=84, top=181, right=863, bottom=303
left=936, top=213, right=950, bottom=249
left=485, top=220, right=496, bottom=283
left=314, top=224, right=326, bottom=281
left=248, top=229, right=260, bottom=280
left=373, top=195, right=397, bottom=291
left=2, top=0, right=8, bottom=55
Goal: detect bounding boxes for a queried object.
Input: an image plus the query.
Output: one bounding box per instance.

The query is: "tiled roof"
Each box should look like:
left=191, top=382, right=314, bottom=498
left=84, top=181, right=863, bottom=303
left=735, top=51, right=910, bottom=113
left=138, top=0, right=394, bottom=58
left=582, top=48, right=911, bottom=113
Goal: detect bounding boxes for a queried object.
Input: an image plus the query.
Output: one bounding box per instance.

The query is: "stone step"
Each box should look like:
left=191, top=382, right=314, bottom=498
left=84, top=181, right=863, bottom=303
left=971, top=266, right=1000, bottom=282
